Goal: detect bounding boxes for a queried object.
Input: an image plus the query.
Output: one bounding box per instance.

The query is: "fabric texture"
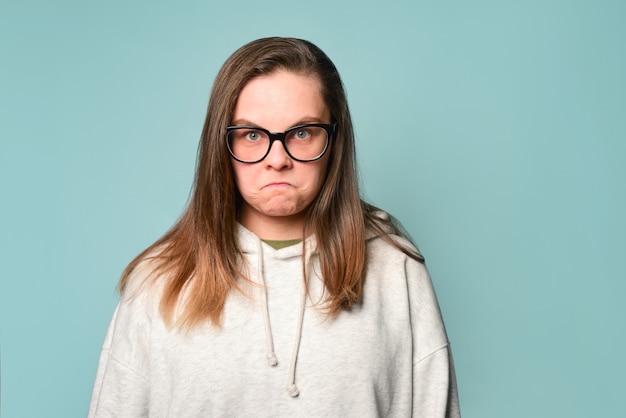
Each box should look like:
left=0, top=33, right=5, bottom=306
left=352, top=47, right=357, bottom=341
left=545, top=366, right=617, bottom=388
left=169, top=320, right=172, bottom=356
left=88, top=214, right=460, bottom=417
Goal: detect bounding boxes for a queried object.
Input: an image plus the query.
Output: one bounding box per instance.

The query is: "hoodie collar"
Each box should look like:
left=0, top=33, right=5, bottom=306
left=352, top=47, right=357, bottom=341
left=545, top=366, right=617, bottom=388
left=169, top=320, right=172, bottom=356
left=236, top=223, right=318, bottom=257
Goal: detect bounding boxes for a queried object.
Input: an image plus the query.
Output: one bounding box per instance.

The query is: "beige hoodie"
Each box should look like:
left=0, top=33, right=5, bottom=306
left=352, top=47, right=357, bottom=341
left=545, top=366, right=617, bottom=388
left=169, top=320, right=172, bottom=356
left=89, top=217, right=460, bottom=417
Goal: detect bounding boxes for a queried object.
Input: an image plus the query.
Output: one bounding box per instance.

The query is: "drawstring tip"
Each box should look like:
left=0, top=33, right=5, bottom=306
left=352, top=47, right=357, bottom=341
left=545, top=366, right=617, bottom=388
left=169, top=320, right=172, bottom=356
left=287, top=384, right=299, bottom=397
left=266, top=353, right=278, bottom=366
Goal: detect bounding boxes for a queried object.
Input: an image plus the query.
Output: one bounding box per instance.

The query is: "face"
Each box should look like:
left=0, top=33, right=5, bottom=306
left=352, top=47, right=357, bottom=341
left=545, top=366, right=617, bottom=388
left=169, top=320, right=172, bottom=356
left=231, top=70, right=331, bottom=238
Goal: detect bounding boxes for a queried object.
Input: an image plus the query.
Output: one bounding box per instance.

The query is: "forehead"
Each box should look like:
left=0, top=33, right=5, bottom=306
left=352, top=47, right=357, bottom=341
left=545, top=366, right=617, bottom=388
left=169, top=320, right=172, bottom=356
left=233, top=70, right=329, bottom=128
left=240, top=70, right=323, bottom=100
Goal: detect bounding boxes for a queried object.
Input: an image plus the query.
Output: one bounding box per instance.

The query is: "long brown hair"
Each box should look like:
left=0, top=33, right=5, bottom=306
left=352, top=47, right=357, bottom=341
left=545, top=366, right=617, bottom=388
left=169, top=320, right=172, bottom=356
left=119, top=37, right=423, bottom=329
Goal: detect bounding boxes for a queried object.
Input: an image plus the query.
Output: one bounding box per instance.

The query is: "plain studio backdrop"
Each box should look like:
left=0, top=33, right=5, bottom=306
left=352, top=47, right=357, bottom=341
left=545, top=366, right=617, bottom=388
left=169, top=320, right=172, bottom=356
left=1, top=1, right=624, bottom=416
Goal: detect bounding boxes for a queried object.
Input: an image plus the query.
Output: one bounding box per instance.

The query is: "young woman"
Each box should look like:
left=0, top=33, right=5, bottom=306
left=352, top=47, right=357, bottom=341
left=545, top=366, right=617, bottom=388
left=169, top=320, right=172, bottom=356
left=89, top=37, right=460, bottom=417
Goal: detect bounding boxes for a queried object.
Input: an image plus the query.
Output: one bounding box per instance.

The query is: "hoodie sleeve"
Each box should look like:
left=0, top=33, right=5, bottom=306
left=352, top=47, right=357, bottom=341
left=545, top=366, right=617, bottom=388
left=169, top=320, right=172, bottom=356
left=88, top=279, right=153, bottom=417
left=406, top=256, right=461, bottom=417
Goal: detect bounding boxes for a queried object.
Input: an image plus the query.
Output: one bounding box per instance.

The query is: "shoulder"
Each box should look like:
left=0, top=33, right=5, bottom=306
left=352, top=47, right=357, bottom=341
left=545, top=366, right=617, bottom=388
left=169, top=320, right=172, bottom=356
left=366, top=232, right=429, bottom=291
left=365, top=208, right=424, bottom=262
left=101, top=256, right=165, bottom=363
left=122, top=245, right=172, bottom=294
left=117, top=254, right=167, bottom=321
left=363, top=208, right=427, bottom=286
left=363, top=210, right=449, bottom=351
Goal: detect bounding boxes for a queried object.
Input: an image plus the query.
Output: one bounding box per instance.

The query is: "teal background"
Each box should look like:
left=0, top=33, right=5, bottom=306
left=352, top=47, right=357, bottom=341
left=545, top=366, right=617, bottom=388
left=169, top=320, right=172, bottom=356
left=1, top=0, right=624, bottom=416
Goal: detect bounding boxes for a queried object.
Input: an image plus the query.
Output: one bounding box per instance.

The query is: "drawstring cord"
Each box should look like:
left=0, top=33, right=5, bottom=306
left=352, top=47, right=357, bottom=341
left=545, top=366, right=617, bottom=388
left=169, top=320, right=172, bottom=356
left=257, top=240, right=278, bottom=366
left=285, top=248, right=310, bottom=397
left=256, top=238, right=311, bottom=397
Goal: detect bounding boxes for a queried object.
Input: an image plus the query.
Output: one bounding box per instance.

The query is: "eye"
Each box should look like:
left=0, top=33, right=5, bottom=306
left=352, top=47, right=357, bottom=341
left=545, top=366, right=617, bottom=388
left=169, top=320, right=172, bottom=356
left=245, top=130, right=262, bottom=142
left=293, top=129, right=310, bottom=140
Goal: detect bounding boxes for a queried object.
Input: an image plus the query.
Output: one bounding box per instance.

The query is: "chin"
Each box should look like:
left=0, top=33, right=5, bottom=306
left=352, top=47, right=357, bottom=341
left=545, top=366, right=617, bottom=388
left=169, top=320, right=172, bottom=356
left=265, top=207, right=301, bottom=218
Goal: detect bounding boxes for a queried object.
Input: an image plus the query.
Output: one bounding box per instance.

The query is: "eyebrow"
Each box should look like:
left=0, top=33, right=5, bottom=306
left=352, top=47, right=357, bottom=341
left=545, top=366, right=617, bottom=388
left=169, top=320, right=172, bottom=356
left=230, top=116, right=328, bottom=128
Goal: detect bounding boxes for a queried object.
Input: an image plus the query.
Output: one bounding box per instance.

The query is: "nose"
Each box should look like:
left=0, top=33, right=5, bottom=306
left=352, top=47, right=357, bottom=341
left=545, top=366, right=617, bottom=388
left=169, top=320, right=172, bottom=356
left=264, top=139, right=292, bottom=169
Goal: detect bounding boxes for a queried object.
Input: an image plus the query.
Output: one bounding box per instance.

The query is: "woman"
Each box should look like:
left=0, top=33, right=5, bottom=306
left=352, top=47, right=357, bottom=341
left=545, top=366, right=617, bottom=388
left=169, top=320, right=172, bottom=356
left=89, top=37, right=460, bottom=417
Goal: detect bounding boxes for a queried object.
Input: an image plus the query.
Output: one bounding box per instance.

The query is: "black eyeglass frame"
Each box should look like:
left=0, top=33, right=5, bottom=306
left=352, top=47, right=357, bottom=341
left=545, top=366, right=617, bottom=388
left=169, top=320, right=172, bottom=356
left=226, top=123, right=337, bottom=163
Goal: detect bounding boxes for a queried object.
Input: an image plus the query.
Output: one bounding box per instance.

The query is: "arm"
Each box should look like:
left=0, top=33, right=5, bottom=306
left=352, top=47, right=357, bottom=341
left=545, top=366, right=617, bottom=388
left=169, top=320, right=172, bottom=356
left=88, top=276, right=153, bottom=417
left=413, top=344, right=460, bottom=417
left=406, top=257, right=461, bottom=417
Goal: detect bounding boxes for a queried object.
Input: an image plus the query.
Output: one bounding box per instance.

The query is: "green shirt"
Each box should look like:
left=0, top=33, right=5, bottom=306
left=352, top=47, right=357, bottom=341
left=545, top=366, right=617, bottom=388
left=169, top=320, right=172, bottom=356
left=261, top=239, right=302, bottom=250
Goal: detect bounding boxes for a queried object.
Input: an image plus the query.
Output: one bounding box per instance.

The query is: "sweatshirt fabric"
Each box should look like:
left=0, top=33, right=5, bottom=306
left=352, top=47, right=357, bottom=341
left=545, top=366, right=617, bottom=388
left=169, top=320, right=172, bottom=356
left=89, top=216, right=460, bottom=417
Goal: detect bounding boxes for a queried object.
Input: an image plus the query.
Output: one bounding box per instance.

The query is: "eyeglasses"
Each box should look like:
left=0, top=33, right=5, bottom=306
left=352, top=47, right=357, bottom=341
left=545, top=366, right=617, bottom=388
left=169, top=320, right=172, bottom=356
left=226, top=123, right=336, bottom=163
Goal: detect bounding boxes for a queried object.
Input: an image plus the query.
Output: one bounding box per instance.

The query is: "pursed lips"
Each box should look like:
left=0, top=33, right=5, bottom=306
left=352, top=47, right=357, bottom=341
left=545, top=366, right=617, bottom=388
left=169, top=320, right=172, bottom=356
left=263, top=181, right=292, bottom=189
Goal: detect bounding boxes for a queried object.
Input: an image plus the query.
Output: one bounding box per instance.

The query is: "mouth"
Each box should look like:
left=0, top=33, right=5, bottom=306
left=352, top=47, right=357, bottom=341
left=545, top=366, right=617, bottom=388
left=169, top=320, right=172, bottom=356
left=264, top=182, right=291, bottom=189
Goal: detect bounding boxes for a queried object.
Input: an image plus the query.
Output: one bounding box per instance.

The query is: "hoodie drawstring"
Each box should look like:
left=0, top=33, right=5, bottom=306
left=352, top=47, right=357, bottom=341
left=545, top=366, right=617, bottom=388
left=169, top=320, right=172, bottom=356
left=256, top=238, right=310, bottom=397
left=257, top=240, right=278, bottom=366
left=285, top=249, right=310, bottom=397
